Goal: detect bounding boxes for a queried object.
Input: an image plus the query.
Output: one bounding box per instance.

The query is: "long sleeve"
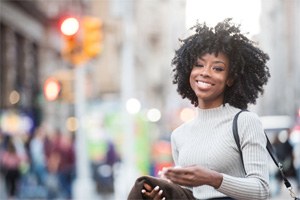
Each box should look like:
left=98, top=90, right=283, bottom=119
left=170, top=104, right=270, bottom=199
left=217, top=111, right=269, bottom=199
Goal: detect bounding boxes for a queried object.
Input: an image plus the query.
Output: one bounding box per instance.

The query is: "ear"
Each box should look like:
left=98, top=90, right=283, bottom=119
left=226, top=78, right=234, bottom=87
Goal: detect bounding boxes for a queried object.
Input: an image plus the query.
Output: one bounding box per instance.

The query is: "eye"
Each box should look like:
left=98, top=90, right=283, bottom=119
left=213, top=66, right=225, bottom=72
left=193, top=64, right=203, bottom=68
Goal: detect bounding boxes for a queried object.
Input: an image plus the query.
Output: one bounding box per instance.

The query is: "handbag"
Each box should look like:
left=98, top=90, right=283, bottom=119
left=233, top=110, right=299, bottom=200
left=127, top=175, right=195, bottom=199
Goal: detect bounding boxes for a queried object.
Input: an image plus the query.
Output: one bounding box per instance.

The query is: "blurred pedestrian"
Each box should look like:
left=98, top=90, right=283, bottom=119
left=44, top=130, right=75, bottom=199
left=44, top=129, right=62, bottom=199
left=0, top=132, right=7, bottom=200
left=29, top=126, right=48, bottom=187
left=94, top=140, right=120, bottom=194
left=46, top=150, right=61, bottom=199
left=1, top=137, right=22, bottom=199
left=128, top=18, right=271, bottom=199
left=273, top=131, right=296, bottom=187
left=56, top=133, right=75, bottom=199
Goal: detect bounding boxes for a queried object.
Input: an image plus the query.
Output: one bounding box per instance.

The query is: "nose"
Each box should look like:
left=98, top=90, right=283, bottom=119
left=200, top=66, right=211, bottom=77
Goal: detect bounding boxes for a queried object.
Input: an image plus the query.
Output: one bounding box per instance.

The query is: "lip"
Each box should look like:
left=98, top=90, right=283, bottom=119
left=196, top=80, right=214, bottom=86
left=195, top=80, right=214, bottom=90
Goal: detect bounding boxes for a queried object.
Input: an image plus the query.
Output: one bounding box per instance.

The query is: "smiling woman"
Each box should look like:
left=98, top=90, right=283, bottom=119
left=128, top=18, right=271, bottom=200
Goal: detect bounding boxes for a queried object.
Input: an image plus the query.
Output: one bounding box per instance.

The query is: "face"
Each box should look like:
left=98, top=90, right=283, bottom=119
left=189, top=53, right=232, bottom=109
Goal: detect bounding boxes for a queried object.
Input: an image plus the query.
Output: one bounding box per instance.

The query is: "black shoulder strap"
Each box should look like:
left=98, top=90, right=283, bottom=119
left=233, top=110, right=298, bottom=199
left=233, top=110, right=246, bottom=174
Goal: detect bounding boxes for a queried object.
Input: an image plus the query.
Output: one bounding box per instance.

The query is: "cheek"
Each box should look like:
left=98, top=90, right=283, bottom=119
left=189, top=74, right=196, bottom=90
left=218, top=73, right=230, bottom=86
left=219, top=80, right=228, bottom=89
left=189, top=76, right=193, bottom=86
left=215, top=77, right=229, bottom=93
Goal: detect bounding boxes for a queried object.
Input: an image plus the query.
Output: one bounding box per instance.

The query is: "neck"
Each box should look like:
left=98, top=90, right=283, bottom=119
left=198, top=102, right=224, bottom=109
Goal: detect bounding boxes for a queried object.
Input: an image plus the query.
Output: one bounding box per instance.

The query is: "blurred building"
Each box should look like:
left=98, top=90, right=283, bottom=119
left=257, top=0, right=300, bottom=119
left=0, top=1, right=47, bottom=132
left=85, top=0, right=187, bottom=133
left=0, top=0, right=186, bottom=198
left=0, top=0, right=81, bottom=133
left=2, top=0, right=300, bottom=133
left=0, top=0, right=186, bottom=135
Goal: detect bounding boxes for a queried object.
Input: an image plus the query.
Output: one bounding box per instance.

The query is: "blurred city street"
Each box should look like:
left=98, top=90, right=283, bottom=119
left=1, top=0, right=300, bottom=199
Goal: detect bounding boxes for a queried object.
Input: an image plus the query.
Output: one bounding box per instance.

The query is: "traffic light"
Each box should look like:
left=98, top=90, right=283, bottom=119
left=44, top=71, right=74, bottom=103
left=60, top=17, right=79, bottom=36
left=43, top=77, right=61, bottom=101
left=82, top=16, right=103, bottom=58
left=59, top=16, right=103, bottom=64
left=60, top=17, right=81, bottom=63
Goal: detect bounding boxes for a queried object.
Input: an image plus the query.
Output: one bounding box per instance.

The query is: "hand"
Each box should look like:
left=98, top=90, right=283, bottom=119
left=163, top=165, right=223, bottom=188
left=158, top=167, right=171, bottom=181
left=141, top=182, right=166, bottom=200
left=158, top=166, right=183, bottom=181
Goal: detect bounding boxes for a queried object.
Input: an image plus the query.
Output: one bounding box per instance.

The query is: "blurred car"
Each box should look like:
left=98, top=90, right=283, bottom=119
left=259, top=115, right=297, bottom=196
left=260, top=115, right=293, bottom=143
left=290, top=125, right=300, bottom=145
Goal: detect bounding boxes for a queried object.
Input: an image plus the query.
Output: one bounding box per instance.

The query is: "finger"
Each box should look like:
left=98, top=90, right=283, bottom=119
left=158, top=168, right=165, bottom=178
left=161, top=167, right=172, bottom=175
left=153, top=188, right=164, bottom=200
left=166, top=168, right=191, bottom=179
left=141, top=183, right=153, bottom=198
left=142, top=185, right=160, bottom=198
left=144, top=182, right=153, bottom=191
left=158, top=171, right=170, bottom=181
left=149, top=185, right=160, bottom=198
left=141, top=188, right=153, bottom=198
left=165, top=170, right=191, bottom=186
left=167, top=167, right=187, bottom=174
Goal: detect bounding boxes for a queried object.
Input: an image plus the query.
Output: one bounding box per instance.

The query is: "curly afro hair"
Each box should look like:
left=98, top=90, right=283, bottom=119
left=171, top=18, right=270, bottom=110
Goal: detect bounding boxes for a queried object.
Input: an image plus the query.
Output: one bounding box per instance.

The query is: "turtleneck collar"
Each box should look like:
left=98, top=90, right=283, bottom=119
left=195, top=103, right=238, bottom=120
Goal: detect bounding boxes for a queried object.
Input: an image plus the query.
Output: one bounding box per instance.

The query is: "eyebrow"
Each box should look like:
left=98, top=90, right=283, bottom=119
left=213, top=60, right=227, bottom=65
left=198, top=58, right=227, bottom=66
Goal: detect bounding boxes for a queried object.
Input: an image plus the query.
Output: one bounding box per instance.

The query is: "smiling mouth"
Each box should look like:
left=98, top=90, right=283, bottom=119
left=196, top=80, right=214, bottom=89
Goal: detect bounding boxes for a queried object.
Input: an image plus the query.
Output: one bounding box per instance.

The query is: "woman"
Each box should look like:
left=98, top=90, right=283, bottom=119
left=1, top=137, right=22, bottom=199
left=128, top=18, right=270, bottom=200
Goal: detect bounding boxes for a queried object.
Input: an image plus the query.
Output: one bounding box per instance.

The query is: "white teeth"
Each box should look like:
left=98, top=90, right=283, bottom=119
left=196, top=81, right=212, bottom=88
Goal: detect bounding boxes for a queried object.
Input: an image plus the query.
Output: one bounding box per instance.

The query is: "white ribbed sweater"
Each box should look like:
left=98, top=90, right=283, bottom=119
left=171, top=104, right=269, bottom=200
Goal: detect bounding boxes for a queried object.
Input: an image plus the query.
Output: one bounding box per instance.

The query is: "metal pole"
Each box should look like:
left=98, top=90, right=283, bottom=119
left=72, top=65, right=96, bottom=199
left=115, top=0, right=138, bottom=199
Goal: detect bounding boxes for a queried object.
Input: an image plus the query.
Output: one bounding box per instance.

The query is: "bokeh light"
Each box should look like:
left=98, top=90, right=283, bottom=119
left=66, top=116, right=78, bottom=132
left=126, top=98, right=141, bottom=114
left=60, top=17, right=80, bottom=36
left=147, top=108, right=161, bottom=122
left=9, top=90, right=20, bottom=105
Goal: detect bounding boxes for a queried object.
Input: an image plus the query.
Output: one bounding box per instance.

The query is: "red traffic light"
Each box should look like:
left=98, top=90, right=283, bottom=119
left=60, top=17, right=80, bottom=36
left=43, top=77, right=61, bottom=101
